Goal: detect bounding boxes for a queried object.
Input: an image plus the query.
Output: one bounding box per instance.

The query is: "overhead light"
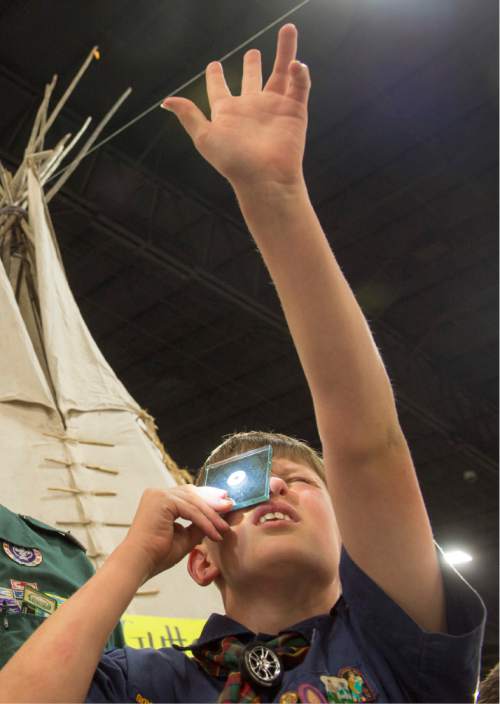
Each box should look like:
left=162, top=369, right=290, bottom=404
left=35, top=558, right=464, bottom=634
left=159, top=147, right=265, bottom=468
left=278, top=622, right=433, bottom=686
left=443, top=550, right=473, bottom=566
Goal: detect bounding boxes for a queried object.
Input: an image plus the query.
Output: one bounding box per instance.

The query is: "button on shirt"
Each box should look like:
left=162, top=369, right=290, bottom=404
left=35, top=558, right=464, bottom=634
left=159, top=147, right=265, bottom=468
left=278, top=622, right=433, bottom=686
left=86, top=546, right=485, bottom=703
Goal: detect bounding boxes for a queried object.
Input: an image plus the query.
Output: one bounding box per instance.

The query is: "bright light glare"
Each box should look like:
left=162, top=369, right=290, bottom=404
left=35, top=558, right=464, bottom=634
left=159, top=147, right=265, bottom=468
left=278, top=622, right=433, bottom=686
left=227, top=470, right=246, bottom=487
left=443, top=550, right=473, bottom=566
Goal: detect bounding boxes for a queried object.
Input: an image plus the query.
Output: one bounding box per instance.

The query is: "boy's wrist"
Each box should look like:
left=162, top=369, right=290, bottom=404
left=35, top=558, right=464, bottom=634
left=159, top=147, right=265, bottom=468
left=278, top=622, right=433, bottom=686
left=106, top=539, right=153, bottom=588
left=232, top=177, right=311, bottom=228
left=232, top=176, right=308, bottom=203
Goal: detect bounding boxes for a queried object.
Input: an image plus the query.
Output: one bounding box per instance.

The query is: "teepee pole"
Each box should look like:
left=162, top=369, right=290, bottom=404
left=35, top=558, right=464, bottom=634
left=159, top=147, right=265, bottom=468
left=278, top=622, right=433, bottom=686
left=0, top=214, right=17, bottom=240
left=0, top=163, right=14, bottom=204
left=25, top=75, right=57, bottom=157
left=46, top=86, right=131, bottom=203
left=13, top=136, right=71, bottom=206
left=40, top=117, right=92, bottom=186
left=7, top=77, right=56, bottom=201
left=37, top=134, right=71, bottom=181
left=32, top=46, right=99, bottom=155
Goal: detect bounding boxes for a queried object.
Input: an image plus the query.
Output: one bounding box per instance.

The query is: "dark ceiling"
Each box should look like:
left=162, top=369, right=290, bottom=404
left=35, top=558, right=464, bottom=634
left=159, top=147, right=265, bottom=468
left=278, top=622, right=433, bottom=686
left=0, top=0, right=498, bottom=673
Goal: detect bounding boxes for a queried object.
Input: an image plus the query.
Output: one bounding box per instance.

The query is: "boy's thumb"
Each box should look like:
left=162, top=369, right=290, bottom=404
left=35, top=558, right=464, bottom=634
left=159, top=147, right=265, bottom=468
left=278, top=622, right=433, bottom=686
left=160, top=97, right=208, bottom=143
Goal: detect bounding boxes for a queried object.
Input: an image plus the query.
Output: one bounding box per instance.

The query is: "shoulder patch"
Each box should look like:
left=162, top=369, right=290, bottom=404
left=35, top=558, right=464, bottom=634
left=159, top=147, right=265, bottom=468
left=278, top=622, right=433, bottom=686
left=3, top=541, right=43, bottom=567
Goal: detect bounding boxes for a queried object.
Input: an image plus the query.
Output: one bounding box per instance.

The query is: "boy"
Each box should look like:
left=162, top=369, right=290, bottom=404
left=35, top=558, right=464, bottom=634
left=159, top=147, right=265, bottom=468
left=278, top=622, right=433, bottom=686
left=0, top=24, right=485, bottom=703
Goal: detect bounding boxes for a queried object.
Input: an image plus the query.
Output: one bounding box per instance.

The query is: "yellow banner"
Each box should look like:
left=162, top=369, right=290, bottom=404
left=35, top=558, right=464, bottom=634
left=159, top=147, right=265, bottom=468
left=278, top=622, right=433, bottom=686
left=121, top=614, right=206, bottom=651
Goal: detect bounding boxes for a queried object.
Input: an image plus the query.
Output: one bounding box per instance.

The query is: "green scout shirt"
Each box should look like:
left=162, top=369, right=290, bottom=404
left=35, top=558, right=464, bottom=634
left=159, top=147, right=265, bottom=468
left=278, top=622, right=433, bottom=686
left=0, top=504, right=124, bottom=667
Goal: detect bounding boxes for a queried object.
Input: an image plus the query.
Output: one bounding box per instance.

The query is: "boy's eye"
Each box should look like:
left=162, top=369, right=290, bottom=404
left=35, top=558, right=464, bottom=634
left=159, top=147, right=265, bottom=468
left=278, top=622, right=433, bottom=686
left=288, top=476, right=314, bottom=485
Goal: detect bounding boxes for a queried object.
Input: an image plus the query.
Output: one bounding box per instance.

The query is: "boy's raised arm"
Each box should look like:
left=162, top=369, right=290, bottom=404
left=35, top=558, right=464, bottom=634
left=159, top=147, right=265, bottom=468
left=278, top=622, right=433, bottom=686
left=163, top=23, right=447, bottom=634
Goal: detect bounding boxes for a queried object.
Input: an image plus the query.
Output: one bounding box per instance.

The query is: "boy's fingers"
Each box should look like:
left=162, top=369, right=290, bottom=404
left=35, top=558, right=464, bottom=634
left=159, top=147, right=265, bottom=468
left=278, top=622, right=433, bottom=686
left=195, top=485, right=228, bottom=497
left=161, top=97, right=208, bottom=142
left=241, top=49, right=262, bottom=95
left=176, top=498, right=224, bottom=541
left=183, top=488, right=232, bottom=530
left=195, top=485, right=230, bottom=503
left=206, top=61, right=232, bottom=112
left=172, top=523, right=205, bottom=556
left=285, top=61, right=311, bottom=105
left=264, top=23, right=297, bottom=95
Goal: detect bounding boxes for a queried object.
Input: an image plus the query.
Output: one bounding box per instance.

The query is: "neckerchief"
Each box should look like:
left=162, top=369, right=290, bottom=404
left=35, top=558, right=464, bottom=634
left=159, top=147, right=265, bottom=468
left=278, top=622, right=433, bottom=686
left=191, top=631, right=310, bottom=703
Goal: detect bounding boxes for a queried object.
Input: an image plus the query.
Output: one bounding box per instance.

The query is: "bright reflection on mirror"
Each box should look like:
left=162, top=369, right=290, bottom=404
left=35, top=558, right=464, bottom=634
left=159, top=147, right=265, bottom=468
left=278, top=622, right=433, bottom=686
left=227, top=470, right=247, bottom=487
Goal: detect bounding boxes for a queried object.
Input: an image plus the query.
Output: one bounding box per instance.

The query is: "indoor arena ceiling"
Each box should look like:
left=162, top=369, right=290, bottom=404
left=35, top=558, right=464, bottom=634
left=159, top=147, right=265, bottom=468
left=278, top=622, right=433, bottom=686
left=0, top=0, right=497, bottom=670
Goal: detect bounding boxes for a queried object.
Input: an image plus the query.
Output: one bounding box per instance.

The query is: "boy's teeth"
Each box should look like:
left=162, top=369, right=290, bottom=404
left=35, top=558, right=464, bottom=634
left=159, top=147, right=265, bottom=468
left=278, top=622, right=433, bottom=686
left=258, top=511, right=291, bottom=524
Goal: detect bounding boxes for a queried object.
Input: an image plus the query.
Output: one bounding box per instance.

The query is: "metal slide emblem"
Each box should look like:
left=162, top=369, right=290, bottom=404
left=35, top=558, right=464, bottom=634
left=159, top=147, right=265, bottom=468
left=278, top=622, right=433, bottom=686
left=241, top=642, right=283, bottom=688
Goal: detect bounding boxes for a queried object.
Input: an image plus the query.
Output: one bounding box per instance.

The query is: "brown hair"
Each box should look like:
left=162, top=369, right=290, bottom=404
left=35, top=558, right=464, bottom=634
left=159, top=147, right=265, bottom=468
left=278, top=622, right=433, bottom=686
left=478, top=663, right=499, bottom=703
left=196, top=430, right=326, bottom=485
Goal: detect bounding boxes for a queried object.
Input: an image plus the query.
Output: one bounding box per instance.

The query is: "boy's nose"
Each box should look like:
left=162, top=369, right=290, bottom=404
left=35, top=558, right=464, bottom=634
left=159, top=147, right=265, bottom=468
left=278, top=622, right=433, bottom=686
left=269, top=475, right=288, bottom=496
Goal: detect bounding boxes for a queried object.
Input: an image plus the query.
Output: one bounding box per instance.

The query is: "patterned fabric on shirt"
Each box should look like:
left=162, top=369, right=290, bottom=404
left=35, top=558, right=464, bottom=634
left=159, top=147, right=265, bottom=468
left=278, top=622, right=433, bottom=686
left=192, top=631, right=310, bottom=703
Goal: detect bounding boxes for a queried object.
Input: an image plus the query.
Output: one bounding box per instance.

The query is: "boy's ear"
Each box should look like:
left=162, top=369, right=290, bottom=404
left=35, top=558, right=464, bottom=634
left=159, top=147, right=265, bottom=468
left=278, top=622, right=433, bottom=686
left=188, top=544, right=221, bottom=586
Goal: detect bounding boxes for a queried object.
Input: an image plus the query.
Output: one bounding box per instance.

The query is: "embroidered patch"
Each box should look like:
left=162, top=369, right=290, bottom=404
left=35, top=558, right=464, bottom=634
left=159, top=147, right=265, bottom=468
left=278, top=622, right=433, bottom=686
left=297, top=682, right=328, bottom=703
left=279, top=691, right=299, bottom=704
left=44, top=592, right=67, bottom=607
left=320, top=675, right=354, bottom=702
left=0, top=587, right=21, bottom=615
left=2, top=542, right=43, bottom=567
left=337, top=667, right=377, bottom=702
left=135, top=694, right=152, bottom=704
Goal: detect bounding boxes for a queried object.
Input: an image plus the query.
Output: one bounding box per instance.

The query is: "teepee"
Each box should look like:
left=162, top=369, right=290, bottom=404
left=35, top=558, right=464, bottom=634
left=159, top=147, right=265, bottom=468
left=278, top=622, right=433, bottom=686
left=0, top=47, right=222, bottom=618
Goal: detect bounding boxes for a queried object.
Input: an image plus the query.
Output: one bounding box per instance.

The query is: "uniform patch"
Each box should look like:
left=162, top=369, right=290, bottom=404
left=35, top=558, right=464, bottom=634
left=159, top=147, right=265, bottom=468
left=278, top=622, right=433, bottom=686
left=45, top=592, right=67, bottom=608
left=320, top=676, right=353, bottom=702
left=135, top=694, right=152, bottom=704
left=279, top=691, right=299, bottom=704
left=10, top=579, right=38, bottom=602
left=0, top=587, right=16, bottom=599
left=0, top=587, right=21, bottom=615
left=22, top=585, right=57, bottom=616
left=10, top=579, right=38, bottom=591
left=298, top=683, right=327, bottom=703
left=3, top=542, right=43, bottom=567
left=337, top=667, right=377, bottom=702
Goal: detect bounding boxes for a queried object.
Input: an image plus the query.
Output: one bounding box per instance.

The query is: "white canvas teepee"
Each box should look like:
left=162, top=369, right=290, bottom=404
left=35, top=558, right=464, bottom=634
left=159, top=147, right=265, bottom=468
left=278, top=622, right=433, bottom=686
left=0, top=49, right=222, bottom=618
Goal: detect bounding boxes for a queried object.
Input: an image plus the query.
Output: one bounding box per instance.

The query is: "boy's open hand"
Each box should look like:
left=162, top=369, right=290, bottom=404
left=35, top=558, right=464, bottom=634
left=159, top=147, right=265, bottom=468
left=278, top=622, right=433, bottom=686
left=123, top=486, right=233, bottom=581
left=162, top=24, right=310, bottom=189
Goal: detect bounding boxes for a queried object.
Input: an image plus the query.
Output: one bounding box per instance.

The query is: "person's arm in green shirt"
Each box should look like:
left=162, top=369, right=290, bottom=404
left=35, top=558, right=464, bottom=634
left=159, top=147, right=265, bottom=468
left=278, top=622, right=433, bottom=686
left=0, top=487, right=231, bottom=702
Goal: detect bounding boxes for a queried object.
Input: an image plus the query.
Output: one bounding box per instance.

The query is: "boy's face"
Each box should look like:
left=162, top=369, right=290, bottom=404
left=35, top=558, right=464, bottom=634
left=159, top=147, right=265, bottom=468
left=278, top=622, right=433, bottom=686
left=201, top=456, right=341, bottom=591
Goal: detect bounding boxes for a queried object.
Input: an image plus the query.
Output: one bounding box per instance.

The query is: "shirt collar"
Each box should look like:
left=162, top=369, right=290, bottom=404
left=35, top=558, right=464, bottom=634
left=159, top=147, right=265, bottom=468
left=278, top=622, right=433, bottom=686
left=181, top=602, right=342, bottom=651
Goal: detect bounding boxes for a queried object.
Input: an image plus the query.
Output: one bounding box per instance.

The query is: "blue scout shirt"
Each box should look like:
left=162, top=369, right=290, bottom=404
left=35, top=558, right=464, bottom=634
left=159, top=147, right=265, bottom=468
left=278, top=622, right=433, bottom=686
left=86, top=546, right=485, bottom=703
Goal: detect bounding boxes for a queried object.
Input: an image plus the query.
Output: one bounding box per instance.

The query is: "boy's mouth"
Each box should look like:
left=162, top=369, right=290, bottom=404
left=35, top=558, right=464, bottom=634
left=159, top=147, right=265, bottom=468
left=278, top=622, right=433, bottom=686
left=258, top=511, right=293, bottom=524
left=252, top=501, right=299, bottom=525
